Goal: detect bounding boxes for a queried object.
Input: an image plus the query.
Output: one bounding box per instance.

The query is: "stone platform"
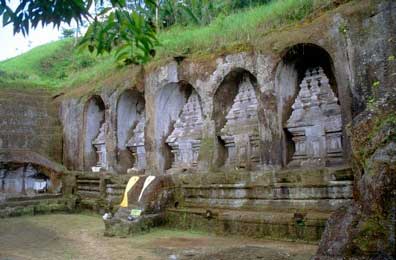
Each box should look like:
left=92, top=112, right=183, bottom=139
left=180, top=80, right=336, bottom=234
left=165, top=166, right=353, bottom=242
left=0, top=193, right=73, bottom=218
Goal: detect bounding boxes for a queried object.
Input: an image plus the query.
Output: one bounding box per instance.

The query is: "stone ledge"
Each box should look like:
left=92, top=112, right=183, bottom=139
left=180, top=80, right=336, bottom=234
left=165, top=207, right=331, bottom=241
left=182, top=198, right=352, bottom=212
left=0, top=196, right=75, bottom=218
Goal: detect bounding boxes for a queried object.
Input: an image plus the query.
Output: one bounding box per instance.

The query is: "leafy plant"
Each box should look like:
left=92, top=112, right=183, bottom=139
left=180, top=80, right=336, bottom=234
left=79, top=7, right=158, bottom=65
left=0, top=0, right=158, bottom=65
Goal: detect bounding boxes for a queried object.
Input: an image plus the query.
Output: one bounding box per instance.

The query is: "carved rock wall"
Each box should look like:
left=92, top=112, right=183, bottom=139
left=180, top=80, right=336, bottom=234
left=286, top=67, right=343, bottom=167
left=220, top=75, right=261, bottom=169
left=51, top=0, right=395, bottom=250
left=166, top=91, right=204, bottom=169
left=0, top=89, right=62, bottom=163
left=58, top=1, right=393, bottom=178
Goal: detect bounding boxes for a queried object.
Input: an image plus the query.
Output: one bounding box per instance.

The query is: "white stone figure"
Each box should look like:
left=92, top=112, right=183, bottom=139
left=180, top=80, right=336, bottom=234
left=126, top=115, right=146, bottom=171
left=92, top=123, right=107, bottom=171
left=220, top=76, right=261, bottom=169
left=287, top=67, right=343, bottom=167
left=166, top=92, right=204, bottom=168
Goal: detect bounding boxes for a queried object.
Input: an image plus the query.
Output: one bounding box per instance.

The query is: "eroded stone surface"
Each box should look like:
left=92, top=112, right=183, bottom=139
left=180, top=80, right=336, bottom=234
left=92, top=123, right=107, bottom=170
left=287, top=67, right=343, bottom=168
left=126, top=115, right=146, bottom=171
left=220, top=76, right=261, bottom=169
left=166, top=92, right=204, bottom=169
left=0, top=163, right=52, bottom=195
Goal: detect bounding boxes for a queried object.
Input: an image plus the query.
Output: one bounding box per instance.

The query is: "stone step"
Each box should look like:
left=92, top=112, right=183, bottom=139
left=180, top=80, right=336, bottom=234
left=165, top=207, right=331, bottom=241
left=181, top=183, right=352, bottom=201
left=182, top=197, right=351, bottom=212
left=77, top=179, right=100, bottom=184
left=167, top=207, right=331, bottom=223
left=0, top=197, right=66, bottom=209
left=180, top=181, right=352, bottom=189
left=77, top=190, right=101, bottom=197
left=106, top=191, right=125, bottom=195
left=2, top=193, right=63, bottom=202
left=77, top=185, right=101, bottom=192
left=106, top=184, right=126, bottom=189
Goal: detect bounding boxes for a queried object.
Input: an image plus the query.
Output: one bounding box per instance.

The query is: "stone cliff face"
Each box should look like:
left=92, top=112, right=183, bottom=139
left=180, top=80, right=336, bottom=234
left=315, top=0, right=396, bottom=258
left=0, top=88, right=63, bottom=165
left=59, top=1, right=391, bottom=176
left=315, top=110, right=395, bottom=259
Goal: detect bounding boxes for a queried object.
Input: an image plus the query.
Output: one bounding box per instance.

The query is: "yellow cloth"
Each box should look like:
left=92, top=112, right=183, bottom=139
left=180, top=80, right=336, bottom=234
left=120, top=176, right=140, bottom=208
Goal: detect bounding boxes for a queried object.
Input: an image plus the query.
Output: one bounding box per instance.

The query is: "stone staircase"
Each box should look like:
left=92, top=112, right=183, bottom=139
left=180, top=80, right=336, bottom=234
left=76, top=175, right=102, bottom=198
left=74, top=172, right=130, bottom=212
left=166, top=166, right=353, bottom=242
left=105, top=182, right=126, bottom=205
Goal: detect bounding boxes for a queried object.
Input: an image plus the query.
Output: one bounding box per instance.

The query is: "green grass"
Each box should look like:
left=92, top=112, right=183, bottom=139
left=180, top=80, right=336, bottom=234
left=157, top=0, right=333, bottom=58
left=0, top=0, right=336, bottom=91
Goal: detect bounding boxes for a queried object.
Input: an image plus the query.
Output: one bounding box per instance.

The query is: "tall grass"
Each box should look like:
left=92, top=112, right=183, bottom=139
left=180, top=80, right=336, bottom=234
left=0, top=0, right=334, bottom=90
left=0, top=38, right=110, bottom=89
left=157, top=0, right=332, bottom=58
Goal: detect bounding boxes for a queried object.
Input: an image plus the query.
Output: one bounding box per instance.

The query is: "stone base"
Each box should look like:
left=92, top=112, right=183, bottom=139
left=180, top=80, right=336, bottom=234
left=165, top=208, right=329, bottom=242
left=0, top=193, right=75, bottom=218
left=166, top=166, right=353, bottom=242
left=104, top=213, right=165, bottom=237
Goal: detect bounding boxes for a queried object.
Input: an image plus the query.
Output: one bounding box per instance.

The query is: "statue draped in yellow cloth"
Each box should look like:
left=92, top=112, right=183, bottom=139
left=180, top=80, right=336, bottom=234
left=120, top=176, right=140, bottom=208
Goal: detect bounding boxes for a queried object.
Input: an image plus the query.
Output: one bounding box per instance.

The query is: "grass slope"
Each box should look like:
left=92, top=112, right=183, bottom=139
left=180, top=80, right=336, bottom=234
left=0, top=0, right=337, bottom=91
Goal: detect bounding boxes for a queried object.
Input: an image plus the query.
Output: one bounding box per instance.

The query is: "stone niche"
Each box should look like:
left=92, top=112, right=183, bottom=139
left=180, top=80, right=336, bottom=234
left=116, top=90, right=146, bottom=173
left=214, top=69, right=261, bottom=170
left=0, top=163, right=53, bottom=196
left=126, top=115, right=146, bottom=172
left=92, top=123, right=107, bottom=171
left=83, top=95, right=106, bottom=171
left=275, top=43, right=346, bottom=167
left=166, top=91, right=204, bottom=169
left=155, top=82, right=194, bottom=173
left=287, top=67, right=343, bottom=167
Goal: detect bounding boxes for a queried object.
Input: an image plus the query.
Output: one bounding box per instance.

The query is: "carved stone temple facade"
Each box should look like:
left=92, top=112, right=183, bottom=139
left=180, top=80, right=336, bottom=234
left=126, top=115, right=146, bottom=171
left=220, top=76, right=261, bottom=170
left=92, top=123, right=108, bottom=171
left=286, top=67, right=343, bottom=168
left=166, top=92, right=204, bottom=169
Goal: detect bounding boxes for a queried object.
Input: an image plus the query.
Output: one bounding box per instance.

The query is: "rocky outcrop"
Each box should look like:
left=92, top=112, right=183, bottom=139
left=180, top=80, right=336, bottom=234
left=315, top=0, right=396, bottom=257
left=315, top=110, right=396, bottom=259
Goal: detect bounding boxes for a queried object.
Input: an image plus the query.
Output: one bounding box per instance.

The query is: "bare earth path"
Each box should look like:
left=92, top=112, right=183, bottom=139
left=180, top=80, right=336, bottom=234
left=0, top=214, right=317, bottom=260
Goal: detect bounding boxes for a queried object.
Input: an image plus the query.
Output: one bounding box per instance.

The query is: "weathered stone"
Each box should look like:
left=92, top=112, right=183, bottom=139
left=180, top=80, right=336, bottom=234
left=220, top=76, right=261, bottom=169
left=0, top=89, right=62, bottom=163
left=0, top=162, right=58, bottom=199
left=287, top=67, right=343, bottom=168
left=82, top=96, right=106, bottom=171
left=166, top=91, right=204, bottom=169
left=92, top=123, right=108, bottom=171
left=1, top=0, right=394, bottom=252
left=126, top=115, right=146, bottom=171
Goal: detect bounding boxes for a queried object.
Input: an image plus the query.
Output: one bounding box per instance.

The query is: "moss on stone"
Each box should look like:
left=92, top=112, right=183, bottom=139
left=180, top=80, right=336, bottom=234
left=353, top=216, right=390, bottom=254
left=198, top=137, right=216, bottom=170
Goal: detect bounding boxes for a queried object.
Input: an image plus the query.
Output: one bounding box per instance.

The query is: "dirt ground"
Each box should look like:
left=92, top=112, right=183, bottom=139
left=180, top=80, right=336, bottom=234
left=0, top=214, right=317, bottom=260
